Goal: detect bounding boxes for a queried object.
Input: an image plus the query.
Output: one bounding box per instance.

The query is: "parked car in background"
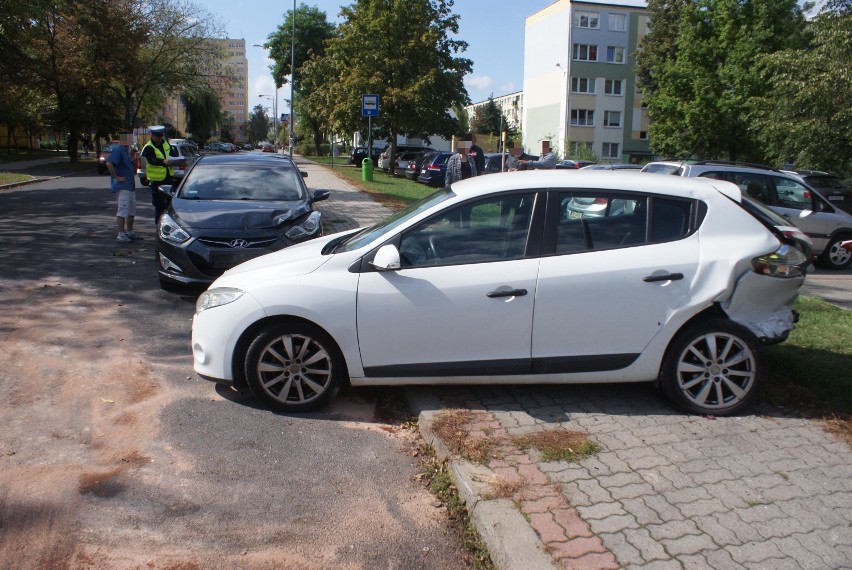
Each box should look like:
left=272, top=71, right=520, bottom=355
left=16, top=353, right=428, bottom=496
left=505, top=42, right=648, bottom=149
left=97, top=141, right=120, bottom=174
left=581, top=163, right=643, bottom=171
left=784, top=170, right=852, bottom=215
left=377, top=145, right=431, bottom=171
left=481, top=152, right=512, bottom=174
left=416, top=152, right=453, bottom=186
left=156, top=153, right=329, bottom=290
left=348, top=146, right=383, bottom=165
left=260, top=143, right=275, bottom=153
left=641, top=160, right=852, bottom=269
left=379, top=150, right=427, bottom=173
left=191, top=171, right=807, bottom=416
left=405, top=152, right=433, bottom=181
left=556, top=159, right=597, bottom=169
left=138, top=141, right=200, bottom=187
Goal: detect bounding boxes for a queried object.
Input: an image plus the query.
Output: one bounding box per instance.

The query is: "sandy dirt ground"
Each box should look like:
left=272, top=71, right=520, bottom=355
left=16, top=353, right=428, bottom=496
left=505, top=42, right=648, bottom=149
left=0, top=276, right=466, bottom=569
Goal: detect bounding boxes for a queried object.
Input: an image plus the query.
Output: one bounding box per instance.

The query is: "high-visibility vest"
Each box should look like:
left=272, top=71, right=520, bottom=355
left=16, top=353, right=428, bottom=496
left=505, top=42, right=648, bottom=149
left=143, top=140, right=172, bottom=182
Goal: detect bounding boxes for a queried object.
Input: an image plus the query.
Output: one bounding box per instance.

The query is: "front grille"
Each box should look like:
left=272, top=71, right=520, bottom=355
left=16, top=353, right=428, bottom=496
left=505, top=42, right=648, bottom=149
left=197, top=237, right=278, bottom=249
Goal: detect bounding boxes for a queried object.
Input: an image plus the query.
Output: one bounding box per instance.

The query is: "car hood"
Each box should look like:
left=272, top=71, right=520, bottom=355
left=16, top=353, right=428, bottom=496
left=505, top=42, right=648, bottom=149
left=216, top=232, right=341, bottom=283
left=172, top=199, right=310, bottom=230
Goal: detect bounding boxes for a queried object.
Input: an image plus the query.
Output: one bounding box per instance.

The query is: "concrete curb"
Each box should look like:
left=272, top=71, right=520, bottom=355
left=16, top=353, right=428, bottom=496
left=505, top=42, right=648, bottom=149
left=407, top=388, right=557, bottom=570
left=0, top=176, right=59, bottom=191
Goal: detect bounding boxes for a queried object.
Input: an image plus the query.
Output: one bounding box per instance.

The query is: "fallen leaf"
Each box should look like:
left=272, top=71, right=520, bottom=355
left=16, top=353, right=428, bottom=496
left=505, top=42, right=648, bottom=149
left=101, top=397, right=114, bottom=403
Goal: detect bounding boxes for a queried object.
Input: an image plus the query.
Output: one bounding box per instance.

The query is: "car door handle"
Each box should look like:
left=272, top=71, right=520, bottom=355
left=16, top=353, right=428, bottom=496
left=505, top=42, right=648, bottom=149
left=487, top=289, right=528, bottom=298
left=643, top=273, right=684, bottom=283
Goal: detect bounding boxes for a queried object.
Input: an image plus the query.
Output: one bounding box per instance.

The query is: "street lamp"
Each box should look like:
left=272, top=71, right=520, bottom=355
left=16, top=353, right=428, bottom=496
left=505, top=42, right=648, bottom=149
left=289, top=0, right=295, bottom=158
left=259, top=94, right=277, bottom=147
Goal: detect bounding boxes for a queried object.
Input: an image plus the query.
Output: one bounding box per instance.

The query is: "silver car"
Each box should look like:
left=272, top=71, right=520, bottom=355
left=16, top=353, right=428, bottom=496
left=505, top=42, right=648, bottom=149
left=641, top=161, right=852, bottom=269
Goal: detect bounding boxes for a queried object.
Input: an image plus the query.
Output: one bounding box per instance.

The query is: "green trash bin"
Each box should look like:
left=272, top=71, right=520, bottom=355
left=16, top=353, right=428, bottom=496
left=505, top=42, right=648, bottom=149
left=361, top=157, right=374, bottom=181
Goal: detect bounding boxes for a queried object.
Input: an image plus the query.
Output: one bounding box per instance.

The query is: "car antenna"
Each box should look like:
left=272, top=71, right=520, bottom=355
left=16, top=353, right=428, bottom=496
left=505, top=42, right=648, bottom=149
left=675, top=136, right=703, bottom=174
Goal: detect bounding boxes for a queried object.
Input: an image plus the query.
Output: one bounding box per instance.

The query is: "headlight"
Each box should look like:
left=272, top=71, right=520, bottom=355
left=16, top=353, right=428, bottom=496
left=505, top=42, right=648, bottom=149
left=158, top=212, right=192, bottom=245
left=196, top=287, right=245, bottom=314
left=286, top=211, right=322, bottom=240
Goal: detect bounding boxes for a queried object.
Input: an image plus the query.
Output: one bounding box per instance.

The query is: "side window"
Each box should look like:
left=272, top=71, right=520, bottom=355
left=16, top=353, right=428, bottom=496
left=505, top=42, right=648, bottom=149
left=650, top=198, right=692, bottom=242
left=555, top=192, right=646, bottom=253
left=772, top=176, right=813, bottom=211
left=731, top=172, right=771, bottom=205
left=399, top=193, right=536, bottom=267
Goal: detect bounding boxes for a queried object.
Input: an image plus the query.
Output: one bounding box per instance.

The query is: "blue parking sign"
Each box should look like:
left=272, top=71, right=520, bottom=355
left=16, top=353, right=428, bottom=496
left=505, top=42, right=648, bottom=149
left=362, top=94, right=379, bottom=117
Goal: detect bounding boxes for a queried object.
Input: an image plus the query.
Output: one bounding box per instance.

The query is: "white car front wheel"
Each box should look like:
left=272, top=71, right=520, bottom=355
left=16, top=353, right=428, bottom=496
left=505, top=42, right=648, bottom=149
left=244, top=322, right=345, bottom=412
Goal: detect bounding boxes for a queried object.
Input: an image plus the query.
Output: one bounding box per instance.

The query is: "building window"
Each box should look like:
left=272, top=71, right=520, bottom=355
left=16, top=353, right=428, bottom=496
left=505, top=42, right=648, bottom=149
left=606, top=46, right=625, bottom=64
left=573, top=44, right=598, bottom=62
left=574, top=10, right=600, bottom=29
left=571, top=109, right=595, bottom=126
left=604, top=79, right=624, bottom=95
left=639, top=131, right=648, bottom=140
left=571, top=77, right=596, bottom=94
left=609, top=13, right=627, bottom=32
left=604, top=111, right=622, bottom=127
left=602, top=143, right=620, bottom=158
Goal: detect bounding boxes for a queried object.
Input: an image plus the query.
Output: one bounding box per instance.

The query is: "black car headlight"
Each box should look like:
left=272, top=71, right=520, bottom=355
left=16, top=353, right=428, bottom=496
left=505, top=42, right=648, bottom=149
left=158, top=212, right=192, bottom=245
left=285, top=211, right=322, bottom=240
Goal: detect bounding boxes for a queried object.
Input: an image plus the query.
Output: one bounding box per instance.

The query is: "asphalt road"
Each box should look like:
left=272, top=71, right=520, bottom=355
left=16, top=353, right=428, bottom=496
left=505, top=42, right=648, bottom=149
left=0, top=172, right=469, bottom=569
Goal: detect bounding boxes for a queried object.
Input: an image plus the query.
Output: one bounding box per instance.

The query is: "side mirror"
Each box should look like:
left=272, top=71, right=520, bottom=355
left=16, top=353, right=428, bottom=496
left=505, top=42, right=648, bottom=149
left=159, top=185, right=174, bottom=196
left=370, top=244, right=401, bottom=271
left=313, top=189, right=330, bottom=202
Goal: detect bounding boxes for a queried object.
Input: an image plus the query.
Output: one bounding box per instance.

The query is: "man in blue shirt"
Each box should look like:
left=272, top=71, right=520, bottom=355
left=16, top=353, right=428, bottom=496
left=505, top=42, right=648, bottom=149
left=106, top=133, right=138, bottom=243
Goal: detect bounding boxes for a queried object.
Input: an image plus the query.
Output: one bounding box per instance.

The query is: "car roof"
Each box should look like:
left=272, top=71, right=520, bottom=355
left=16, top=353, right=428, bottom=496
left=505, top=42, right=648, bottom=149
left=195, top=153, right=297, bottom=168
left=448, top=170, right=738, bottom=201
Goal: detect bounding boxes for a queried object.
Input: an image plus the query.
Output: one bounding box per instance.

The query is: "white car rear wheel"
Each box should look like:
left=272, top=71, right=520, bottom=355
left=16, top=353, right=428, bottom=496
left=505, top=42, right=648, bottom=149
left=662, top=319, right=762, bottom=416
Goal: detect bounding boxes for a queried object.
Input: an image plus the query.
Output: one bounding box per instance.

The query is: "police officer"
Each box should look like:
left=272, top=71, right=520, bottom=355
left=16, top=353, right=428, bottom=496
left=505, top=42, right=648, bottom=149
left=141, top=125, right=173, bottom=221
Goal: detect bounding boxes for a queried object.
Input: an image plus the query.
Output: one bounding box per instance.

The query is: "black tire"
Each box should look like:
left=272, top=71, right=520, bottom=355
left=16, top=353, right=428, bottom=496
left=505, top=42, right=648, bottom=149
left=817, top=235, right=852, bottom=270
left=244, top=322, right=345, bottom=412
left=661, top=318, right=762, bottom=416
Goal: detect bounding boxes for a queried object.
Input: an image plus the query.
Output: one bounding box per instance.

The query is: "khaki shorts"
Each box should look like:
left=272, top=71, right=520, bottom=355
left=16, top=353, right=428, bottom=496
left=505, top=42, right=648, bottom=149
left=116, top=189, right=137, bottom=218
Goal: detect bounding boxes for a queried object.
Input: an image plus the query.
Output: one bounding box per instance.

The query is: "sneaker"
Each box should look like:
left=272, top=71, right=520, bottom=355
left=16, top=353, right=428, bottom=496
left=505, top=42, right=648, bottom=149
left=125, top=230, right=138, bottom=240
left=116, top=232, right=131, bottom=243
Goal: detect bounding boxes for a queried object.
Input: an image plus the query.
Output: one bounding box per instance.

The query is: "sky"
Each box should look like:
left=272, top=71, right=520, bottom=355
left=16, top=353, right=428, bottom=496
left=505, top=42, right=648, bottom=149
left=201, top=0, right=562, bottom=117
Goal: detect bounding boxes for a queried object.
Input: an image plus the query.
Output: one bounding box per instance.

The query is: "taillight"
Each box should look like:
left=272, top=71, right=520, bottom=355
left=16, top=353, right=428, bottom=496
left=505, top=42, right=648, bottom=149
left=427, top=165, right=441, bottom=171
left=594, top=197, right=608, bottom=205
left=804, top=191, right=811, bottom=200
left=752, top=245, right=808, bottom=278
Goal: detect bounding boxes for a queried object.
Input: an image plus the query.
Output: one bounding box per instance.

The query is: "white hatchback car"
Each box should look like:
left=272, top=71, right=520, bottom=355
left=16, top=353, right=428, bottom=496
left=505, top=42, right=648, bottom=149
left=192, top=171, right=807, bottom=416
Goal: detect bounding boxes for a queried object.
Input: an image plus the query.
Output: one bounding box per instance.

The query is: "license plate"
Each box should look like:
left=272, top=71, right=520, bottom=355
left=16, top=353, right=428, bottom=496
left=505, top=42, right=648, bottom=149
left=828, top=196, right=843, bottom=201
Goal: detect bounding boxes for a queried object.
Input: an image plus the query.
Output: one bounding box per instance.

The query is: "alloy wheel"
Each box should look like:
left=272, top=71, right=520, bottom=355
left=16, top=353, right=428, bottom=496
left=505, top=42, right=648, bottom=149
left=675, top=331, right=756, bottom=411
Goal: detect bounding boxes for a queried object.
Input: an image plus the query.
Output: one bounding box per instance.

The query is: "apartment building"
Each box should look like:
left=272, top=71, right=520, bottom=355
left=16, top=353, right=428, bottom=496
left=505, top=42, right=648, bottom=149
left=209, top=38, right=250, bottom=142
left=522, top=0, right=650, bottom=163
left=464, top=91, right=524, bottom=133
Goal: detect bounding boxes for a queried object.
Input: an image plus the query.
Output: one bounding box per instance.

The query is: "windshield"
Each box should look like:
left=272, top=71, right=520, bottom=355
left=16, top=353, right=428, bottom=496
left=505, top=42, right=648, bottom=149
left=335, top=189, right=454, bottom=252
left=178, top=165, right=306, bottom=201
left=740, top=194, right=794, bottom=227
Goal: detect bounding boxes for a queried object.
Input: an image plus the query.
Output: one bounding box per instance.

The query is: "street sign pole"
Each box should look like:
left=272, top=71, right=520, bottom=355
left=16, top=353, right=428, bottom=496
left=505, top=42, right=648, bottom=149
left=361, top=94, right=379, bottom=164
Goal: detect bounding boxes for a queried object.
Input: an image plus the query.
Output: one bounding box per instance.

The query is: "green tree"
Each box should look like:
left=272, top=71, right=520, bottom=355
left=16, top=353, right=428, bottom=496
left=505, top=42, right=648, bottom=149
left=265, top=4, right=336, bottom=154
left=246, top=104, right=271, bottom=144
left=635, top=0, right=810, bottom=162
left=300, top=0, right=471, bottom=173
left=184, top=88, right=221, bottom=144
left=756, top=1, right=852, bottom=176
left=469, top=96, right=503, bottom=136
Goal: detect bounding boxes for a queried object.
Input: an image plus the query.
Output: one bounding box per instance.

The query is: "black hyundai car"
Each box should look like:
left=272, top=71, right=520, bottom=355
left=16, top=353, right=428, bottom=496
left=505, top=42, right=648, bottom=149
left=155, top=153, right=329, bottom=290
